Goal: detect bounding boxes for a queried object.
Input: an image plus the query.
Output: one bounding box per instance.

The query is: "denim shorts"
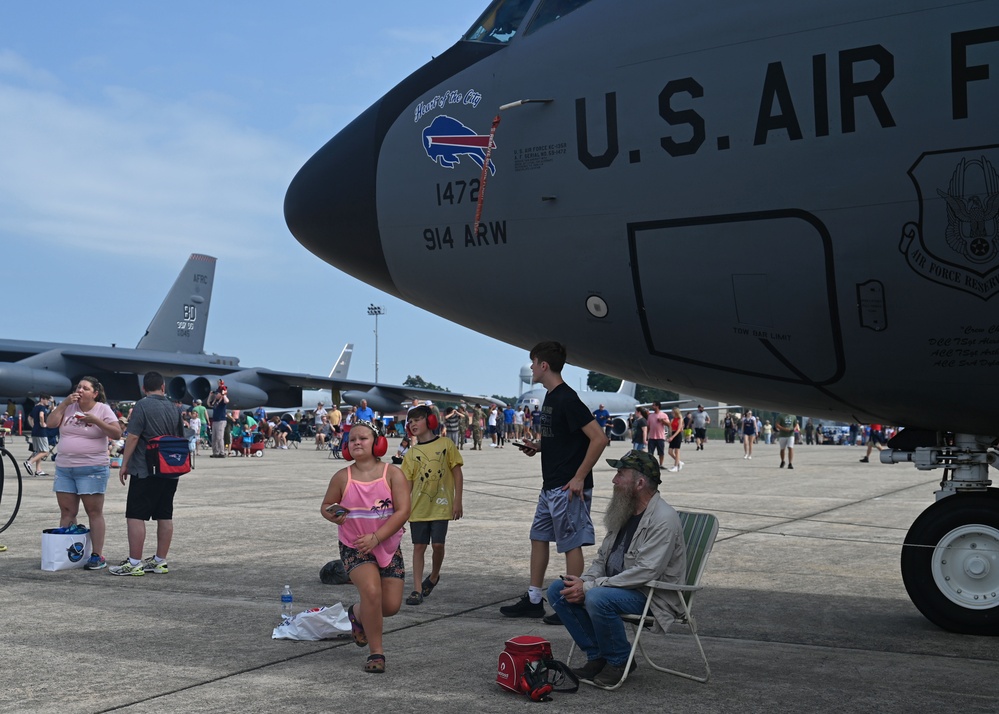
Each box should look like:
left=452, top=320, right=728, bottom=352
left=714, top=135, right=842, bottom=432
left=530, top=487, right=594, bottom=553
left=53, top=464, right=111, bottom=495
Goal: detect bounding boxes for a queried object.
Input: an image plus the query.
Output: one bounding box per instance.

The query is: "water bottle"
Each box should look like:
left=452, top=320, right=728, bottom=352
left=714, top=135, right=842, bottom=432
left=280, top=584, right=293, bottom=619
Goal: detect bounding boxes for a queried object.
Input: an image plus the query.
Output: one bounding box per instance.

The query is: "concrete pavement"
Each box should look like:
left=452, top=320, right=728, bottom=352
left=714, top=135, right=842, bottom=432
left=0, top=436, right=996, bottom=713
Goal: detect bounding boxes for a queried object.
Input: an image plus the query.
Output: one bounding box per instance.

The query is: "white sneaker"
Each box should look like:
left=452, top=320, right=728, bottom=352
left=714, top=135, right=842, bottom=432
left=679, top=461, right=685, bottom=470
left=743, top=455, right=748, bottom=459
left=748, top=455, right=752, bottom=459
left=667, top=466, right=679, bottom=472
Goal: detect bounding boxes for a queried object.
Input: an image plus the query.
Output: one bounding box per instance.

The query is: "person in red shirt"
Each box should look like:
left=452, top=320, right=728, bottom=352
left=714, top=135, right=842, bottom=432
left=859, top=423, right=887, bottom=463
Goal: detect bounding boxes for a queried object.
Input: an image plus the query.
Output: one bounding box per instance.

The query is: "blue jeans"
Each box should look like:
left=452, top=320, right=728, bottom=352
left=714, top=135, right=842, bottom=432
left=547, top=580, right=648, bottom=666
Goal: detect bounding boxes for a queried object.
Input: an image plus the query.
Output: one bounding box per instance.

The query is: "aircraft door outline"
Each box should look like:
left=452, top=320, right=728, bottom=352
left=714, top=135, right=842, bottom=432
left=628, top=209, right=846, bottom=388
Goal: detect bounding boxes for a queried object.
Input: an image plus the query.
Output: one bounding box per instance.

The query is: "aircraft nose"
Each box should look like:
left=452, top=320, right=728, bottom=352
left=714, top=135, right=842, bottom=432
left=284, top=101, right=398, bottom=297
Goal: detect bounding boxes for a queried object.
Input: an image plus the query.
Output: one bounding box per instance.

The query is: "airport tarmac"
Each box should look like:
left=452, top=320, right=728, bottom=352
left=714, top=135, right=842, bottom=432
left=1, top=437, right=996, bottom=713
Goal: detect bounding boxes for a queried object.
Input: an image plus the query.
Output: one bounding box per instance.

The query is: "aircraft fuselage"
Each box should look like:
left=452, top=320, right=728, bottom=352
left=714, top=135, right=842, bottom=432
left=286, top=0, right=999, bottom=435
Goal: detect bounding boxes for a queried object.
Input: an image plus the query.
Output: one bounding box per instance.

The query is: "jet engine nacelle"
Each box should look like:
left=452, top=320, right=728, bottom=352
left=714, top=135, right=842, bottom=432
left=214, top=380, right=269, bottom=410
left=167, top=375, right=213, bottom=404
left=0, top=363, right=73, bottom=397
left=342, top=388, right=408, bottom=415
left=610, top=417, right=630, bottom=439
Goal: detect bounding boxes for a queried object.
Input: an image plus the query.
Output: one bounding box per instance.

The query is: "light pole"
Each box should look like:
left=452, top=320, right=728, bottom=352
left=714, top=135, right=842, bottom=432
left=367, top=304, right=384, bottom=383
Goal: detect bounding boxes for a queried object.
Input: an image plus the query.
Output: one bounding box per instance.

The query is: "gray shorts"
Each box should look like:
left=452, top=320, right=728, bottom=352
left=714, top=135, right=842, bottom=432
left=530, top=487, right=594, bottom=554
left=31, top=436, right=50, bottom=453
left=410, top=520, right=449, bottom=545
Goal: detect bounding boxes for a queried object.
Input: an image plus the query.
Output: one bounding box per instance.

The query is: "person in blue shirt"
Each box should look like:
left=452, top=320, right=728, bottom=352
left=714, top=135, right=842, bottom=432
left=355, top=399, right=374, bottom=422
left=207, top=380, right=229, bottom=458
left=592, top=404, right=610, bottom=438
left=503, top=406, right=516, bottom=442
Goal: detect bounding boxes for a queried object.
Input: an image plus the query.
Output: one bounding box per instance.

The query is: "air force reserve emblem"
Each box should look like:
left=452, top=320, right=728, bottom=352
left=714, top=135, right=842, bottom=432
left=422, top=115, right=496, bottom=175
left=900, top=147, right=999, bottom=299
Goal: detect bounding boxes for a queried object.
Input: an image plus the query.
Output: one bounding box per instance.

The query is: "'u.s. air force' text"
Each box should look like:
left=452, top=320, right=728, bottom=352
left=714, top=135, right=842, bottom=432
left=575, top=29, right=998, bottom=167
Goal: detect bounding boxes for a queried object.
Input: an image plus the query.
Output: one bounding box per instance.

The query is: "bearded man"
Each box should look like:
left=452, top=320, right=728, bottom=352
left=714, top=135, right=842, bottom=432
left=546, top=450, right=686, bottom=690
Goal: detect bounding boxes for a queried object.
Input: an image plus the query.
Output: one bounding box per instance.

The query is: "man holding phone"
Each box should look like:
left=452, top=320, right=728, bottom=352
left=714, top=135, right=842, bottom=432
left=500, top=341, right=607, bottom=625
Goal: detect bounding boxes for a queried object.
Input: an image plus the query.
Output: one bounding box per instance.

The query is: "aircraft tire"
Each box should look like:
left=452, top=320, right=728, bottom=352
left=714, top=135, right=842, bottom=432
left=901, top=489, right=999, bottom=635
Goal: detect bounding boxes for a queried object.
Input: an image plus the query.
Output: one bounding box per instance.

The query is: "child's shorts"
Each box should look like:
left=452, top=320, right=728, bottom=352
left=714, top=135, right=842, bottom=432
left=410, top=520, right=449, bottom=545
left=339, top=542, right=405, bottom=580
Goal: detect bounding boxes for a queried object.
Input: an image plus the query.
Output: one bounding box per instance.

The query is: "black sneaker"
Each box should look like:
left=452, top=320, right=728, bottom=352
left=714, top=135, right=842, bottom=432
left=787, top=463, right=794, bottom=470
left=542, top=612, right=562, bottom=625
left=499, top=593, right=544, bottom=618
left=592, top=659, right=638, bottom=689
left=859, top=457, right=869, bottom=463
left=571, top=658, right=606, bottom=682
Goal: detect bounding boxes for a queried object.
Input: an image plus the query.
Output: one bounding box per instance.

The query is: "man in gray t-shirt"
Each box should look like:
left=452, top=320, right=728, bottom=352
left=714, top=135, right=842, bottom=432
left=691, top=405, right=710, bottom=451
left=111, top=372, right=185, bottom=577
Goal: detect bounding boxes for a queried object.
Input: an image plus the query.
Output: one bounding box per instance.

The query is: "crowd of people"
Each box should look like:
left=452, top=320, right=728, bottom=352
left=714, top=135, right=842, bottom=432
left=6, top=349, right=899, bottom=689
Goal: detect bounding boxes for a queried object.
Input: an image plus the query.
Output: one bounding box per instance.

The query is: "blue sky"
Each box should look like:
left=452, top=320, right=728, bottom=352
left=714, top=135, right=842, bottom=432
left=0, top=1, right=591, bottom=400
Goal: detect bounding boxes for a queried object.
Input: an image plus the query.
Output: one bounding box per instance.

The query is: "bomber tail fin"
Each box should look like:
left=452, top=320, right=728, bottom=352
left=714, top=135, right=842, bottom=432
left=617, top=381, right=637, bottom=398
left=136, top=254, right=217, bottom=353
left=329, top=343, right=353, bottom=379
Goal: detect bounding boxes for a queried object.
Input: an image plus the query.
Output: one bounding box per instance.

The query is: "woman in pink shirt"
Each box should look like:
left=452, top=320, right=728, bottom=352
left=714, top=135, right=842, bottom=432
left=46, top=377, right=122, bottom=570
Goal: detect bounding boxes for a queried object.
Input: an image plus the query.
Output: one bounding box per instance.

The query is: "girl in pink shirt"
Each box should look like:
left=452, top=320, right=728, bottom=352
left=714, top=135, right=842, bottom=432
left=321, top=421, right=410, bottom=673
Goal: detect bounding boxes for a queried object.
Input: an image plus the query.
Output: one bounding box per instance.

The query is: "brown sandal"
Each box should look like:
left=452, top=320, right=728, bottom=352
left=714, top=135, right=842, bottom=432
left=347, top=604, right=367, bottom=647
left=364, top=654, right=386, bottom=673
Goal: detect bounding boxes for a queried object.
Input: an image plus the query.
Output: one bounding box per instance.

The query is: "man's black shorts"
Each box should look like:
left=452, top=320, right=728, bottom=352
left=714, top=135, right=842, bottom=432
left=125, top=476, right=179, bottom=520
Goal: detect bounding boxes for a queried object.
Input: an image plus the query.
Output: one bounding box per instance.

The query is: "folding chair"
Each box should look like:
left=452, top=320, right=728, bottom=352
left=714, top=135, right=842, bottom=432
left=568, top=510, right=718, bottom=688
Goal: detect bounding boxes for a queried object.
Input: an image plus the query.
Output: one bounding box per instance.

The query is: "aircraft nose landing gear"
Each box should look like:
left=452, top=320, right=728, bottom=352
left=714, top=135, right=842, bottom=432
left=892, top=433, right=999, bottom=634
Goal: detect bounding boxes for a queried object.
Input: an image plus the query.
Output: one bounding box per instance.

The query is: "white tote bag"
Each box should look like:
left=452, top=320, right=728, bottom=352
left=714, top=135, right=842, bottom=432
left=40, top=528, right=93, bottom=571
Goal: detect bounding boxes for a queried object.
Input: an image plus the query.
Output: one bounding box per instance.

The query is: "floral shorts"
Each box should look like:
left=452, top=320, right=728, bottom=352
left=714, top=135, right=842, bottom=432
left=339, top=542, right=405, bottom=580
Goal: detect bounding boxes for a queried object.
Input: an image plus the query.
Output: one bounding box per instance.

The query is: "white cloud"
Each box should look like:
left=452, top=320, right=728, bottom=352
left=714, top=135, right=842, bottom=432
left=0, top=61, right=301, bottom=262
left=0, top=49, right=61, bottom=88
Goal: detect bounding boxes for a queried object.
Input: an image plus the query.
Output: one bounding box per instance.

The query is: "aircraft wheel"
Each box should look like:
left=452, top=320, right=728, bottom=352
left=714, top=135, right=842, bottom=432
left=901, top=490, right=999, bottom=634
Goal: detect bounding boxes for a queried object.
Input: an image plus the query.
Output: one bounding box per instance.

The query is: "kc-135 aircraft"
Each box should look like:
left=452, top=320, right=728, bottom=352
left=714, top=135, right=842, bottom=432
left=0, top=254, right=499, bottom=414
left=284, top=0, right=999, bottom=633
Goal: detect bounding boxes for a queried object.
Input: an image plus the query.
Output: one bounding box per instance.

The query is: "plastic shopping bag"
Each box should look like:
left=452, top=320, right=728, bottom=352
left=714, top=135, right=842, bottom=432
left=271, top=604, right=351, bottom=640
left=41, top=526, right=92, bottom=571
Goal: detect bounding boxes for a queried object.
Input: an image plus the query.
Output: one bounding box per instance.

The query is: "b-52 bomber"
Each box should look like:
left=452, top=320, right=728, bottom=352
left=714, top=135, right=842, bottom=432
left=284, top=0, right=999, bottom=633
left=0, top=254, right=499, bottom=414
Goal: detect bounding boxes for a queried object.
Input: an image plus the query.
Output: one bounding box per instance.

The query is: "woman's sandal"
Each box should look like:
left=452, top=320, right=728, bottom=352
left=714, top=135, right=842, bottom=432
left=421, top=575, right=439, bottom=597
left=347, top=604, right=367, bottom=647
left=364, top=654, right=386, bottom=673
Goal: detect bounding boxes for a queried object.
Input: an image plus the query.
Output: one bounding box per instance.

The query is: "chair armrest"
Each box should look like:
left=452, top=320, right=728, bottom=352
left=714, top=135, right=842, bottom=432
left=646, top=580, right=703, bottom=592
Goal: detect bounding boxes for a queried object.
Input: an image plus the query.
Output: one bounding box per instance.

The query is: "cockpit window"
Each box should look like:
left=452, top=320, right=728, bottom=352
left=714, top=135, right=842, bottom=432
left=524, top=0, right=594, bottom=35
left=464, top=0, right=535, bottom=44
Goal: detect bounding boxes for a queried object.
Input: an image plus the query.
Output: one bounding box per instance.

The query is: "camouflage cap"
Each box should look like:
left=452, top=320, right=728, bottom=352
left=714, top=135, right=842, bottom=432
left=606, top=449, right=662, bottom=484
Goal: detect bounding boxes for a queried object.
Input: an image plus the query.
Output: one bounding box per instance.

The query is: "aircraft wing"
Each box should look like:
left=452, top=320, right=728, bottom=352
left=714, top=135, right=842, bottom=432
left=333, top=377, right=504, bottom=410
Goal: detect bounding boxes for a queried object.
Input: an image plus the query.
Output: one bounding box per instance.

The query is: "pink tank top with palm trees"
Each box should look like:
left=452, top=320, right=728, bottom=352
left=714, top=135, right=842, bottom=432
left=337, top=464, right=404, bottom=567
